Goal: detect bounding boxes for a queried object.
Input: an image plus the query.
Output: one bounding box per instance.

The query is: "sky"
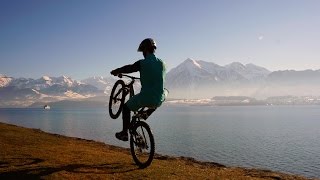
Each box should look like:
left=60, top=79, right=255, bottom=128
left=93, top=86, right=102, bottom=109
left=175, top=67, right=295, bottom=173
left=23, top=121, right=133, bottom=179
left=1, top=0, right=320, bottom=80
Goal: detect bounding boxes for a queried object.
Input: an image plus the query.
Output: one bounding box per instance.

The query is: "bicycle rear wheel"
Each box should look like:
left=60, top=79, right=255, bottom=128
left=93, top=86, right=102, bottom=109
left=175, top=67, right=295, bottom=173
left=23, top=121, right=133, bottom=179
left=109, top=80, right=126, bottom=119
left=130, top=121, right=155, bottom=168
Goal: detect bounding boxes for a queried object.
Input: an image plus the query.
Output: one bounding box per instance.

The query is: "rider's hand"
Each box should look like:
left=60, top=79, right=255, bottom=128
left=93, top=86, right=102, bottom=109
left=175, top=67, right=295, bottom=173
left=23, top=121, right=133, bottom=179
left=110, top=70, right=118, bottom=76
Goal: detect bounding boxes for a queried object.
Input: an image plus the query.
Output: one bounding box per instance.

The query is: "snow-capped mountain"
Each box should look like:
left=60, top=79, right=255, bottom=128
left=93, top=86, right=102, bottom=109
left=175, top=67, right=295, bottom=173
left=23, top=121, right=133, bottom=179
left=225, top=62, right=270, bottom=80
left=81, top=76, right=116, bottom=93
left=9, top=75, right=86, bottom=90
left=166, top=58, right=270, bottom=90
left=0, top=75, right=102, bottom=107
left=166, top=59, right=220, bottom=89
left=0, top=74, right=13, bottom=87
left=82, top=75, right=142, bottom=95
left=165, top=58, right=320, bottom=99
left=0, top=73, right=142, bottom=107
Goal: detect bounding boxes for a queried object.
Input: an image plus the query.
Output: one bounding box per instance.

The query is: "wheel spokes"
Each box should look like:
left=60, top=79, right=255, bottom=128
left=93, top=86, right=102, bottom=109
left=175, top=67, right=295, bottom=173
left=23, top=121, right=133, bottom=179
left=130, top=121, right=154, bottom=168
left=133, top=130, right=150, bottom=154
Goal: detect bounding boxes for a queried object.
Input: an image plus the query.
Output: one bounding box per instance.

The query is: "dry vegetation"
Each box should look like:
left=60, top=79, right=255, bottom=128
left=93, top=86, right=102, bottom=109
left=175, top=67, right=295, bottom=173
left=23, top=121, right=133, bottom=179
left=0, top=122, right=311, bottom=179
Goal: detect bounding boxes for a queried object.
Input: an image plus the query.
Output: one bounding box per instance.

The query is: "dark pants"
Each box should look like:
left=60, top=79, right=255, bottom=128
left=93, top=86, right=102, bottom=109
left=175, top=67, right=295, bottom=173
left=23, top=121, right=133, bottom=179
left=122, top=104, right=131, bottom=132
left=121, top=104, right=156, bottom=133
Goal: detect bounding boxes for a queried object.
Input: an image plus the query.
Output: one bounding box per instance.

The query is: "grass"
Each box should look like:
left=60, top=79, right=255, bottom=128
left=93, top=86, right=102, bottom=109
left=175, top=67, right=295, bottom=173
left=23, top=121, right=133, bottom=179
left=0, top=122, right=310, bottom=179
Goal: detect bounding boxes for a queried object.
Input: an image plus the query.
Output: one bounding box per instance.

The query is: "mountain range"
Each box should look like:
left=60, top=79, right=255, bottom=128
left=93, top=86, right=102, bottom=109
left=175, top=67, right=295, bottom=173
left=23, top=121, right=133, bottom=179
left=0, top=75, right=103, bottom=107
left=166, top=59, right=320, bottom=98
left=1, top=58, right=320, bottom=107
left=166, top=58, right=270, bottom=89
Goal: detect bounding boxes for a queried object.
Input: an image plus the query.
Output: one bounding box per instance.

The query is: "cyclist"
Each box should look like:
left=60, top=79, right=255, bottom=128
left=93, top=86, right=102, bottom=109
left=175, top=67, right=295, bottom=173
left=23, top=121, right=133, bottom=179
left=110, top=38, right=166, bottom=141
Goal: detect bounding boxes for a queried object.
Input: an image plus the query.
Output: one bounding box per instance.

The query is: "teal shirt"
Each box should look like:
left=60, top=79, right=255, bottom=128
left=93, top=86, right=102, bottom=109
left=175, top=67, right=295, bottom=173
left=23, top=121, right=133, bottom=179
left=139, top=54, right=166, bottom=106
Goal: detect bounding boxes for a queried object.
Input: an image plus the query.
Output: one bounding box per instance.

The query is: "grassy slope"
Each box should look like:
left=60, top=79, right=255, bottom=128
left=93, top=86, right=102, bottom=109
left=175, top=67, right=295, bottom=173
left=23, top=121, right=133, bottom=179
left=0, top=122, right=309, bottom=180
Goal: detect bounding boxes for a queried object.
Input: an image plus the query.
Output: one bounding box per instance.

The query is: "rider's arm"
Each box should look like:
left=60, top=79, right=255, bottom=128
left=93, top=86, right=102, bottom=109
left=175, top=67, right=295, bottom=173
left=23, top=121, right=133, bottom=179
left=111, top=60, right=141, bottom=75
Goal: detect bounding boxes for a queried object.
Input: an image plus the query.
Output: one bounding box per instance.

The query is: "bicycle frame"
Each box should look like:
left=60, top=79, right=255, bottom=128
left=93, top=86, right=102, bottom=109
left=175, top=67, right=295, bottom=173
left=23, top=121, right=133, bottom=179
left=119, top=74, right=137, bottom=96
left=117, top=74, right=156, bottom=120
left=109, top=73, right=167, bottom=168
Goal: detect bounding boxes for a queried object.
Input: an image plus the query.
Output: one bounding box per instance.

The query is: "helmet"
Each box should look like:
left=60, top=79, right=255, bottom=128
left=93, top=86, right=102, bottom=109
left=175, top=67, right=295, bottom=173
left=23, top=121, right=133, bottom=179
left=137, top=38, right=157, bottom=52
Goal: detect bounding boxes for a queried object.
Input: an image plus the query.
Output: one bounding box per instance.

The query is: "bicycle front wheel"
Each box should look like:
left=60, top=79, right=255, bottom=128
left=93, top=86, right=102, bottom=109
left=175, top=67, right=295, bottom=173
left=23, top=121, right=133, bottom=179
left=130, top=121, right=155, bottom=168
left=109, top=80, right=126, bottom=119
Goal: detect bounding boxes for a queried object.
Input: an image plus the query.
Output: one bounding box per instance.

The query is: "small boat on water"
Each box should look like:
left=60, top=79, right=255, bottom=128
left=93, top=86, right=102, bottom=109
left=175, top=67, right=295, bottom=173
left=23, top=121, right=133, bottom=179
left=43, top=105, right=51, bottom=110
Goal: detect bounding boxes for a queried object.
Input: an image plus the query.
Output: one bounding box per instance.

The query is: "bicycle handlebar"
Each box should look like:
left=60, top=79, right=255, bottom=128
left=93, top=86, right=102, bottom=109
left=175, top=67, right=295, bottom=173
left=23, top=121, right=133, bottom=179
left=118, top=74, right=140, bottom=80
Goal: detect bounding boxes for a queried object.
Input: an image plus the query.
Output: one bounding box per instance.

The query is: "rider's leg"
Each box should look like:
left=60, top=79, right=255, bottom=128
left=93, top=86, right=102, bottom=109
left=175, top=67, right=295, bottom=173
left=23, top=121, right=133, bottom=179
left=116, top=93, right=143, bottom=141
left=115, top=104, right=130, bottom=141
left=146, top=108, right=156, bottom=117
left=122, top=104, right=131, bottom=132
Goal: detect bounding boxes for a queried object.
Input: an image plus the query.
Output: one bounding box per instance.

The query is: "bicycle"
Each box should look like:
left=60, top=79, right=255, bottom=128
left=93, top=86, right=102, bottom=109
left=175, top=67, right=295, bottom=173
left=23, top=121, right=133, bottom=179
left=109, top=74, right=165, bottom=168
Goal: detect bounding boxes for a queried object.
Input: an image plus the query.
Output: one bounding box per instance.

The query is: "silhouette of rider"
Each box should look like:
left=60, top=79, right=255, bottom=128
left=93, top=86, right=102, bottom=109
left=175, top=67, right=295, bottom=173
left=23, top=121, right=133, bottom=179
left=110, top=38, right=166, bottom=141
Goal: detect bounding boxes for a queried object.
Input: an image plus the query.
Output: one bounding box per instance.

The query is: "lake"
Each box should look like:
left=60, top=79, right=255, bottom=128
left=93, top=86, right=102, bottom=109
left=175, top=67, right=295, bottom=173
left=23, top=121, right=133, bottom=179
left=0, top=105, right=319, bottom=178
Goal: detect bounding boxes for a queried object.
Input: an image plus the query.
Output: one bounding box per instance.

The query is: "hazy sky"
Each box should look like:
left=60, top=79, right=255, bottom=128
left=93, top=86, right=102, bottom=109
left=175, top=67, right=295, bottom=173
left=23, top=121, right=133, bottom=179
left=1, top=0, right=320, bottom=79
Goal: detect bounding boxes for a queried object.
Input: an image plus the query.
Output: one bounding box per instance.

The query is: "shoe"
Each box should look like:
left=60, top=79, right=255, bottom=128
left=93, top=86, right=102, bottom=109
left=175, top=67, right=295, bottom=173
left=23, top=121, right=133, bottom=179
left=115, top=131, right=128, bottom=141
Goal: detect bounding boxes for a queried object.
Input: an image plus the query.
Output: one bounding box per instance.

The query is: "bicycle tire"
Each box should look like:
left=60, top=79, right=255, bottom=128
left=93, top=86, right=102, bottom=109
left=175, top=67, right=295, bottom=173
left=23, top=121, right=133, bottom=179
left=130, top=121, right=155, bottom=168
left=109, top=80, right=126, bottom=119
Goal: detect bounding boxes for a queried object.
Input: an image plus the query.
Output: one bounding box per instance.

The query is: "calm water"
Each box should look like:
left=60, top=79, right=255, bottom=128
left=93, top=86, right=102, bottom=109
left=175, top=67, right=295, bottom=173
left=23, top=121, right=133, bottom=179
left=0, top=106, right=319, bottom=178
